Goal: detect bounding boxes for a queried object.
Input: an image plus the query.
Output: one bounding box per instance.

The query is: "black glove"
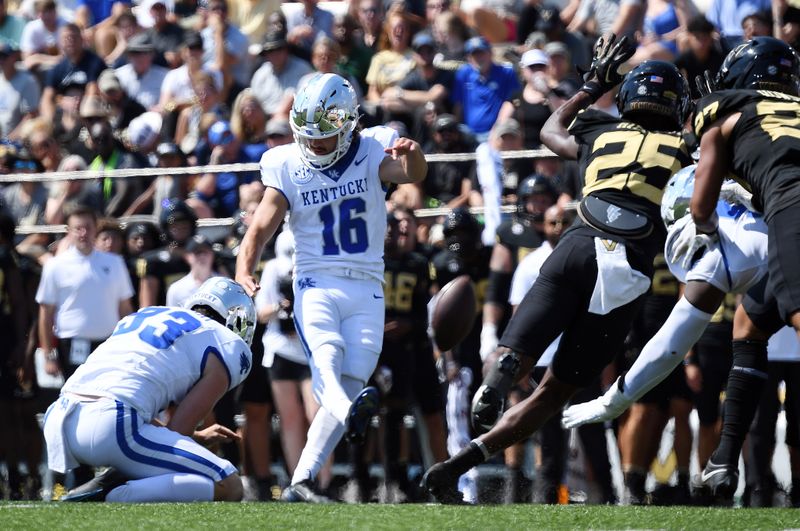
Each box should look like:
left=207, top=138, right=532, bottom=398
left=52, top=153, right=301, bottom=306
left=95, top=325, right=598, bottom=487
left=580, top=34, right=635, bottom=102
left=695, top=69, right=717, bottom=98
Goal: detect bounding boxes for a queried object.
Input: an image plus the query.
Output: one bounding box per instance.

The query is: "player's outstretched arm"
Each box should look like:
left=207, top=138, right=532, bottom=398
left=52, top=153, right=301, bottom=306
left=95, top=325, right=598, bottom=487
left=235, top=187, right=288, bottom=297
left=541, top=33, right=634, bottom=160
left=380, top=137, right=428, bottom=184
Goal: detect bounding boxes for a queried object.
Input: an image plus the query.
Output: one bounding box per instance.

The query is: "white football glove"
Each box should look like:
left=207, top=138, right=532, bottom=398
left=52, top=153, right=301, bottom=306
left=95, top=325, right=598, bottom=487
left=561, top=377, right=633, bottom=429
left=718, top=181, right=754, bottom=211
left=479, top=323, right=499, bottom=362
left=667, top=217, right=718, bottom=270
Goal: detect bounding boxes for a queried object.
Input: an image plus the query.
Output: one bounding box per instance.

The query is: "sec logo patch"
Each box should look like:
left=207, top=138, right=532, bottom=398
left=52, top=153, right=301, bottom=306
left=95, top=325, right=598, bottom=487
left=291, top=166, right=315, bottom=185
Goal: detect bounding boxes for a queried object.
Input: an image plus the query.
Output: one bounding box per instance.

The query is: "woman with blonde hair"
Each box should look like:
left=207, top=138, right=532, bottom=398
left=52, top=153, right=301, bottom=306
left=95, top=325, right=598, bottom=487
left=230, top=88, right=268, bottom=181
left=230, top=88, right=268, bottom=146
left=365, top=7, right=418, bottom=104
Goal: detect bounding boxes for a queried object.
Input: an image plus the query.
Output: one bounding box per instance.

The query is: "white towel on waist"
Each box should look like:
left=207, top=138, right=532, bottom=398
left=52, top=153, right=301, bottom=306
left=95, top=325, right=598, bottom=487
left=589, top=238, right=650, bottom=315
left=43, top=395, right=81, bottom=473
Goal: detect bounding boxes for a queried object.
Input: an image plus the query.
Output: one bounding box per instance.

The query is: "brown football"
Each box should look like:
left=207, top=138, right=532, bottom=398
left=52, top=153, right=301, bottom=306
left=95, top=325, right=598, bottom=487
left=431, top=275, right=477, bottom=351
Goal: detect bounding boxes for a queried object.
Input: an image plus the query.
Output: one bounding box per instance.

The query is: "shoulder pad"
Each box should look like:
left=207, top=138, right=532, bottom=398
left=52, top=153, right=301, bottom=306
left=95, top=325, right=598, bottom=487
left=691, top=89, right=795, bottom=137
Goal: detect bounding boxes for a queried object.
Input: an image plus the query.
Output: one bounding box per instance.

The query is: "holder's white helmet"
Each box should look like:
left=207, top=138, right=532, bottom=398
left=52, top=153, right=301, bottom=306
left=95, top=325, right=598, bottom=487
left=185, top=277, right=256, bottom=346
left=290, top=73, right=359, bottom=170
left=661, top=164, right=696, bottom=228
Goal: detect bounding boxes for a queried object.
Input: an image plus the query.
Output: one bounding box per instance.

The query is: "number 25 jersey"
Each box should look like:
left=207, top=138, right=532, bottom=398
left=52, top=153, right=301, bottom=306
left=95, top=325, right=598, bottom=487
left=260, top=126, right=398, bottom=283
left=569, top=109, right=691, bottom=230
left=694, top=89, right=800, bottom=221
left=62, top=307, right=252, bottom=422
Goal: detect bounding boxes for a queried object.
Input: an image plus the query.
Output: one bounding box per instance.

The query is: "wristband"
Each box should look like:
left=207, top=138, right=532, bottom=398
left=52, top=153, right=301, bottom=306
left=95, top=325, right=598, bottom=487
left=578, top=81, right=604, bottom=103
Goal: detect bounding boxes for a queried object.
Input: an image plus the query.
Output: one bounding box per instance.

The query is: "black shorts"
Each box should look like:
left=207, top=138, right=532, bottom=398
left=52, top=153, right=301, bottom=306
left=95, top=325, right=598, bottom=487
left=500, top=229, right=650, bottom=387
left=269, top=353, right=311, bottom=381
left=692, top=323, right=733, bottom=425
left=57, top=338, right=104, bottom=379
left=239, top=329, right=273, bottom=404
left=411, top=341, right=444, bottom=415
left=636, top=364, right=692, bottom=408
left=379, top=342, right=413, bottom=403
left=742, top=275, right=785, bottom=337
left=767, top=207, right=800, bottom=322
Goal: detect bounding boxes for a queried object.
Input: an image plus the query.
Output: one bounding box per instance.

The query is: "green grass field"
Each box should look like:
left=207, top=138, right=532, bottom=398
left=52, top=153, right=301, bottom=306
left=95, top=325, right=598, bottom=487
left=1, top=502, right=798, bottom=530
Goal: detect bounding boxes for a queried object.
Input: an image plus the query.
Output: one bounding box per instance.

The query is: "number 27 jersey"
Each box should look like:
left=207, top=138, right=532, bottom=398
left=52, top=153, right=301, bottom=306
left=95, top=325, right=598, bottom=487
left=694, top=89, right=800, bottom=220
left=260, top=126, right=398, bottom=282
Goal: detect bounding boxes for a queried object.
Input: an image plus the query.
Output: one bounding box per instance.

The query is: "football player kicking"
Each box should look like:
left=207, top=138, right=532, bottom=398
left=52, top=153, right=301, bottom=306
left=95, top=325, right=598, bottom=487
left=422, top=34, right=693, bottom=503
left=43, top=278, right=256, bottom=502
left=566, top=36, right=800, bottom=504
left=235, top=73, right=427, bottom=502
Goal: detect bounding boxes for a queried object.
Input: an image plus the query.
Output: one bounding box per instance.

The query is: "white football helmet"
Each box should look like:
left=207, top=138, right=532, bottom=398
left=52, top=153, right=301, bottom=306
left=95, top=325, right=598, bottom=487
left=661, top=164, right=696, bottom=228
left=290, top=73, right=359, bottom=170
left=185, top=277, right=256, bottom=346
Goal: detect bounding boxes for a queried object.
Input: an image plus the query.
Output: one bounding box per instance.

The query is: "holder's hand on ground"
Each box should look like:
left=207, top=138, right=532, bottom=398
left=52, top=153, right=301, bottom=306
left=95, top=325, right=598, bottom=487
left=668, top=218, right=718, bottom=270
left=561, top=377, right=632, bottom=429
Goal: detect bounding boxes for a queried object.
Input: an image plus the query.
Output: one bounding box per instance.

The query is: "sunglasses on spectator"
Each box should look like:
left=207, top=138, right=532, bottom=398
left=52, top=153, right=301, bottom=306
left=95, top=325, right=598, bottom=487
left=361, top=7, right=379, bottom=14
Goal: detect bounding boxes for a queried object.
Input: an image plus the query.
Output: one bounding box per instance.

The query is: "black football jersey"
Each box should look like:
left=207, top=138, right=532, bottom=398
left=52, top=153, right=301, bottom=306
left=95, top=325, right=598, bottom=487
left=431, top=247, right=491, bottom=370
left=569, top=109, right=692, bottom=229
left=136, top=247, right=191, bottom=306
left=495, top=219, right=544, bottom=266
left=694, top=89, right=800, bottom=220
left=384, top=250, right=431, bottom=343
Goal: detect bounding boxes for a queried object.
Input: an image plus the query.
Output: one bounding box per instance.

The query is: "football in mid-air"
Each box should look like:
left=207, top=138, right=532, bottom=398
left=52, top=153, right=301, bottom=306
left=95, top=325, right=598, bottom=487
left=430, top=275, right=477, bottom=351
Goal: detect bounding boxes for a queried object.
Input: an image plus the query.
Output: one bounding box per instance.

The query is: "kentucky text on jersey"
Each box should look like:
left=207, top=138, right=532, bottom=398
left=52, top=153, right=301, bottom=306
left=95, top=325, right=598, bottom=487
left=300, top=177, right=370, bottom=207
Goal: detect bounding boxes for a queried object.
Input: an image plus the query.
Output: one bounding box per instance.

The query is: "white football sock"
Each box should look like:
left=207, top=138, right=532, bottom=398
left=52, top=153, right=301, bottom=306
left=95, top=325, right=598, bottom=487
left=105, top=473, right=214, bottom=503
left=310, top=344, right=353, bottom=423
left=291, top=376, right=364, bottom=485
left=623, top=296, right=713, bottom=401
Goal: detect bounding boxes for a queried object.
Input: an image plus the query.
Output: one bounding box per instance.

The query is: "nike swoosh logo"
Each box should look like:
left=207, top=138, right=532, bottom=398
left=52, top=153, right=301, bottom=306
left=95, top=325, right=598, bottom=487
left=354, top=155, right=367, bottom=166
left=700, top=468, right=729, bottom=482
left=373, top=294, right=383, bottom=299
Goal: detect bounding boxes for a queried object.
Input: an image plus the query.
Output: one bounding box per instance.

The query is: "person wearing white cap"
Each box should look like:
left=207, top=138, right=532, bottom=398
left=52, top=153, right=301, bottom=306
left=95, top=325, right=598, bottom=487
left=495, top=48, right=554, bottom=151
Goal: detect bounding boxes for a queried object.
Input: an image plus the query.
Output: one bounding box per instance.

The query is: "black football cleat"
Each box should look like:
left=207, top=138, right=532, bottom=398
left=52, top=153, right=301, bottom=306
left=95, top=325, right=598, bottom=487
left=696, top=461, right=738, bottom=506
left=281, top=480, right=334, bottom=503
left=471, top=352, right=520, bottom=433
left=421, top=462, right=465, bottom=505
left=60, top=467, right=127, bottom=502
left=346, top=386, right=379, bottom=445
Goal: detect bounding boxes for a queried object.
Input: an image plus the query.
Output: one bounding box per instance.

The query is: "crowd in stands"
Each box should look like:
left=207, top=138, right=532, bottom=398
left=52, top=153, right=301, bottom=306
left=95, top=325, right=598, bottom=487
left=1, top=0, right=799, bottom=507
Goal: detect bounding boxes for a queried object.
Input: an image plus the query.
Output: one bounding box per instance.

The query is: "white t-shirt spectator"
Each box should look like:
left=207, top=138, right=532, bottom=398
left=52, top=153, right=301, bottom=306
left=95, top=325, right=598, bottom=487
left=250, top=55, right=313, bottom=115
left=160, top=64, right=222, bottom=106
left=166, top=272, right=219, bottom=308
left=20, top=16, right=64, bottom=54
left=35, top=246, right=134, bottom=340
left=201, top=24, right=249, bottom=87
left=115, top=63, right=169, bottom=110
